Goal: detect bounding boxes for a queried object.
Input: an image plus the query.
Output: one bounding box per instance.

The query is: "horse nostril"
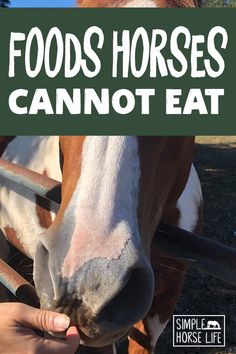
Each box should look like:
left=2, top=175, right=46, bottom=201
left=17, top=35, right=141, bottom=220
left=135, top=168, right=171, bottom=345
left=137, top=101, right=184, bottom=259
left=42, top=244, right=48, bottom=257
left=97, top=266, right=153, bottom=327
left=34, top=240, right=56, bottom=305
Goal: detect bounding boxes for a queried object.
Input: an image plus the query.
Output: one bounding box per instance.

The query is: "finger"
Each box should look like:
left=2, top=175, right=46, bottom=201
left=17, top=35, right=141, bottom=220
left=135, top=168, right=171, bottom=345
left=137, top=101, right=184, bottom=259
left=16, top=304, right=71, bottom=332
left=66, top=326, right=80, bottom=348
left=27, top=331, right=80, bottom=354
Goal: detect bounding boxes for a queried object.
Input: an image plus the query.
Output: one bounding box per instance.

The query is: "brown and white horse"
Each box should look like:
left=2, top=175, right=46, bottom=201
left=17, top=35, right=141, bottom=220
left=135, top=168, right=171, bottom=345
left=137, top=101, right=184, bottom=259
left=0, top=135, right=202, bottom=354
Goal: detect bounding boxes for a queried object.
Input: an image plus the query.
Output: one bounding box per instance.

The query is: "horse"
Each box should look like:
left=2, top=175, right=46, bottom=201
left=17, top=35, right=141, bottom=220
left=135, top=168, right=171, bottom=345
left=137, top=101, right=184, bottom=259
left=0, top=135, right=202, bottom=354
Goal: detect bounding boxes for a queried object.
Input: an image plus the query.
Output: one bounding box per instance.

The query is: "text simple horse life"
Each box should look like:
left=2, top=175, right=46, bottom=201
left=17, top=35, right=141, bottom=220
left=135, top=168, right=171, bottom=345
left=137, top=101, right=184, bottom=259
left=0, top=1, right=202, bottom=354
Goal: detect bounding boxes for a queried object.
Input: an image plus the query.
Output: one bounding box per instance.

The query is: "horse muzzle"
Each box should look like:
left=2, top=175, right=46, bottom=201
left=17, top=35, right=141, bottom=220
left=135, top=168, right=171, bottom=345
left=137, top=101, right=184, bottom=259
left=34, top=235, right=154, bottom=346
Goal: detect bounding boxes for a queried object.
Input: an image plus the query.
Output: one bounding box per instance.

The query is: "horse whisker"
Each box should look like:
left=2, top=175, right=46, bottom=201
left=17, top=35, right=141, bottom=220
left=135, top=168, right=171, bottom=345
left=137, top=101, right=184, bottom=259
left=156, top=262, right=185, bottom=273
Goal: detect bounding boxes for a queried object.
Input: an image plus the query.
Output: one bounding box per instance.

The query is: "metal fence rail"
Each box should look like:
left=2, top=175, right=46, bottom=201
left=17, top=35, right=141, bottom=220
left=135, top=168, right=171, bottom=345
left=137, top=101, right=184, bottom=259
left=0, top=158, right=235, bottom=307
left=0, top=158, right=61, bottom=205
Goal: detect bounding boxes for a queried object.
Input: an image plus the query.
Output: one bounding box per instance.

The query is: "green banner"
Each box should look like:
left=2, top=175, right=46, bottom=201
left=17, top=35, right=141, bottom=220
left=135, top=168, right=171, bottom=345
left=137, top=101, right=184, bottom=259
left=0, top=8, right=235, bottom=135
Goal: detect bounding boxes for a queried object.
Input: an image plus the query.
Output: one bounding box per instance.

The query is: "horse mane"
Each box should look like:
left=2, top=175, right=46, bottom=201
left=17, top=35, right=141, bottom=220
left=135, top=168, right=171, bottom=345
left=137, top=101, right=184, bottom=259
left=170, top=0, right=201, bottom=7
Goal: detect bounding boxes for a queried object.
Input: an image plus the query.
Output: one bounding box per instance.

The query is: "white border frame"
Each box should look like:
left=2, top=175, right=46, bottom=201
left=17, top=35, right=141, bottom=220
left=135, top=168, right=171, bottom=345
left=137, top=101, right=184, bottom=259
left=172, top=315, right=226, bottom=348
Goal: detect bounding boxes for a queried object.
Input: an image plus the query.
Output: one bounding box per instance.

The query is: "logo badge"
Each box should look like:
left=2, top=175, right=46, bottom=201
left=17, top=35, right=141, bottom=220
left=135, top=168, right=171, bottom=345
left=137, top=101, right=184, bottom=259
left=173, top=315, right=225, bottom=348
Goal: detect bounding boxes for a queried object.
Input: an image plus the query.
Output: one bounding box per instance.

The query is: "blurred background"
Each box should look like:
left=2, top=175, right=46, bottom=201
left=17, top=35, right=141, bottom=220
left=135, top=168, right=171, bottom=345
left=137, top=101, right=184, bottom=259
left=203, top=0, right=236, bottom=7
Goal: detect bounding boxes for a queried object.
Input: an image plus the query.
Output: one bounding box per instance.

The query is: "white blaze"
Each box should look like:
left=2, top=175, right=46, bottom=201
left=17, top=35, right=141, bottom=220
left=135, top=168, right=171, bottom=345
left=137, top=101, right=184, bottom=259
left=62, top=136, right=140, bottom=278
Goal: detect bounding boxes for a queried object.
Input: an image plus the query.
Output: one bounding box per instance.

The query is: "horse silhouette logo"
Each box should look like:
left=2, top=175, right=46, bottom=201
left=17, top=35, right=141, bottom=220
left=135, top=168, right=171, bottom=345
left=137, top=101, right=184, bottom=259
left=206, top=320, right=221, bottom=329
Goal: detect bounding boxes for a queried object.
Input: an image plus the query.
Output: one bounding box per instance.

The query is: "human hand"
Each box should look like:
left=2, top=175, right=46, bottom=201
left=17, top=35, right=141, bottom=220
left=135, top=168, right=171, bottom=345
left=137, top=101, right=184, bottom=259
left=0, top=302, right=80, bottom=354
